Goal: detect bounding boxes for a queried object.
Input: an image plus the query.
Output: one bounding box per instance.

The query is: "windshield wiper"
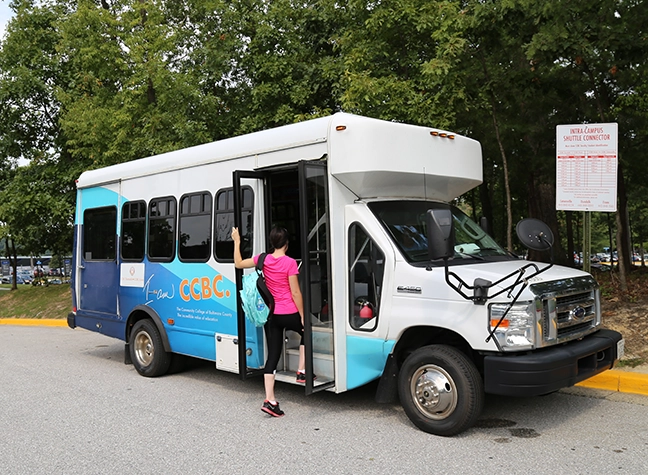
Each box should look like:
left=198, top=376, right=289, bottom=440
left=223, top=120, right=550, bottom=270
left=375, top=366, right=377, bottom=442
left=455, top=251, right=485, bottom=261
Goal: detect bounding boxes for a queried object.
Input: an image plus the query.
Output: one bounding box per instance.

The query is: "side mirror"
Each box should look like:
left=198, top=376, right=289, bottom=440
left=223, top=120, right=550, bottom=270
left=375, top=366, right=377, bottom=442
left=516, top=218, right=554, bottom=251
left=426, top=208, right=455, bottom=260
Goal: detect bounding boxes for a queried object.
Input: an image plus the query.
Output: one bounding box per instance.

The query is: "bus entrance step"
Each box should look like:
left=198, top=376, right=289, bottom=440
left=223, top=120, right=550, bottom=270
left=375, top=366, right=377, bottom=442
left=274, top=370, right=333, bottom=389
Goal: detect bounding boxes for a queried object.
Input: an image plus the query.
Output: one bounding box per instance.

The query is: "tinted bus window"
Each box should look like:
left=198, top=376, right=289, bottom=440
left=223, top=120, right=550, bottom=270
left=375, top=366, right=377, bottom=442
left=214, top=187, right=253, bottom=261
left=179, top=192, right=212, bottom=262
left=121, top=201, right=146, bottom=261
left=148, top=197, right=177, bottom=262
left=83, top=206, right=117, bottom=261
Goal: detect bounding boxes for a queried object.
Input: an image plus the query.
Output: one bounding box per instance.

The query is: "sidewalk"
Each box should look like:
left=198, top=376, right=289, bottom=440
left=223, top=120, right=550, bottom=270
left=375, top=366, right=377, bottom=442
left=1, top=318, right=647, bottom=397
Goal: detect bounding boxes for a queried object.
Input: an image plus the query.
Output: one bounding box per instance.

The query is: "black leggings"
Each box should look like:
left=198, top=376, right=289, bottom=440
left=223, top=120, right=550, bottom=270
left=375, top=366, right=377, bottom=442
left=263, top=312, right=303, bottom=375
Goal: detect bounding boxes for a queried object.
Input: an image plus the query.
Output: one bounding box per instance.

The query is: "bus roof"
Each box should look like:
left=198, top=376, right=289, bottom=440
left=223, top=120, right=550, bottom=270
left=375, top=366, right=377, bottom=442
left=76, top=113, right=482, bottom=201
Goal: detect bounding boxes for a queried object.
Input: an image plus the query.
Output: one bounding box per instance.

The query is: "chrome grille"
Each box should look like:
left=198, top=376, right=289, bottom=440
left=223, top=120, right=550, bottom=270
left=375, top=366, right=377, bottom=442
left=531, top=276, right=600, bottom=347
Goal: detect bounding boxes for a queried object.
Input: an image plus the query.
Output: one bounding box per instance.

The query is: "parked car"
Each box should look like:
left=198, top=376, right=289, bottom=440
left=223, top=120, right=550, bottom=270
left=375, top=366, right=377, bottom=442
left=1, top=275, right=28, bottom=285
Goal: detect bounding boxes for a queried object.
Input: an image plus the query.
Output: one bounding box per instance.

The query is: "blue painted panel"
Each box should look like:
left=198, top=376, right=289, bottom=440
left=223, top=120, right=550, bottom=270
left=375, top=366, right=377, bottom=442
left=119, top=261, right=265, bottom=365
left=75, top=313, right=126, bottom=341
left=77, top=187, right=120, bottom=223
left=346, top=336, right=396, bottom=390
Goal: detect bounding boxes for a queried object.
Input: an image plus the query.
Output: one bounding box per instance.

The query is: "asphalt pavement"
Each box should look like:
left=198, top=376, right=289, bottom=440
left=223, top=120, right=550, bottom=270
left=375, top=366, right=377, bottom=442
left=2, top=322, right=648, bottom=475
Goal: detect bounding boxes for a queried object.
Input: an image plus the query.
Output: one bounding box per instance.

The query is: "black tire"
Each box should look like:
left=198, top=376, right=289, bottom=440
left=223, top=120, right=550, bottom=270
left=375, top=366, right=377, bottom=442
left=129, top=319, right=171, bottom=377
left=398, top=345, right=484, bottom=436
left=167, top=354, right=187, bottom=375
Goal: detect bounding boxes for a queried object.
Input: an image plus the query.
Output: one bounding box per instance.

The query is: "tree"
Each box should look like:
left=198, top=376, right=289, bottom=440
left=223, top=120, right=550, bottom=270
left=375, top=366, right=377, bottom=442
left=0, top=0, right=75, bottom=287
left=522, top=0, right=648, bottom=289
left=57, top=0, right=218, bottom=166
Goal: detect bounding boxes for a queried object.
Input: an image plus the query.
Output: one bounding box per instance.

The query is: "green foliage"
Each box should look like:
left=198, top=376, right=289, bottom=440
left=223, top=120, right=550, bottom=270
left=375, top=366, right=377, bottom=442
left=1, top=0, right=648, bottom=265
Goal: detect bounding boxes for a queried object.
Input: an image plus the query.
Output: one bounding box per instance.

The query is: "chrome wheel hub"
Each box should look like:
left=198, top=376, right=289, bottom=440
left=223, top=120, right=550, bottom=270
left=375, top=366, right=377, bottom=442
left=134, top=330, right=154, bottom=367
left=411, top=364, right=457, bottom=420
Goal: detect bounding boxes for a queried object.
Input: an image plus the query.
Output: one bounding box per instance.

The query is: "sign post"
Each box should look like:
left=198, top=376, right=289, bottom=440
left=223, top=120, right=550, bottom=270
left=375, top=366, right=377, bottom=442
left=556, top=123, right=618, bottom=272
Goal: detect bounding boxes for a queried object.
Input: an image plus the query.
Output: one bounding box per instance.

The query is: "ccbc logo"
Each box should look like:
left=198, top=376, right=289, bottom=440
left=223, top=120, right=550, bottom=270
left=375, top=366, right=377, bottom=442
left=179, top=275, right=231, bottom=302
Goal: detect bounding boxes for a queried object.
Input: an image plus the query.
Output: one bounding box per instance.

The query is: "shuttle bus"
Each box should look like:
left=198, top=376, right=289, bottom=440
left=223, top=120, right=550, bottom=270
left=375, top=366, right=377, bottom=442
left=68, top=113, right=623, bottom=435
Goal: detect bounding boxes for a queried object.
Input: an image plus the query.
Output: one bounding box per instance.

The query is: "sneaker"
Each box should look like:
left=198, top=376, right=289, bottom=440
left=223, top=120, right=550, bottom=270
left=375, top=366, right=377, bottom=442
left=261, top=400, right=284, bottom=417
left=296, top=371, right=317, bottom=384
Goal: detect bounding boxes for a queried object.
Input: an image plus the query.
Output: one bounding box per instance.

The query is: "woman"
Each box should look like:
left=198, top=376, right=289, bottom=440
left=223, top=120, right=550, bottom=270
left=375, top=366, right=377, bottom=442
left=232, top=225, right=307, bottom=417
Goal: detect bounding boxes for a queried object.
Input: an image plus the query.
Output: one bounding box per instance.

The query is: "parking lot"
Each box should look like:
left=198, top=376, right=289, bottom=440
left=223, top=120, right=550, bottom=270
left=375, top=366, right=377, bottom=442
left=1, top=324, right=648, bottom=475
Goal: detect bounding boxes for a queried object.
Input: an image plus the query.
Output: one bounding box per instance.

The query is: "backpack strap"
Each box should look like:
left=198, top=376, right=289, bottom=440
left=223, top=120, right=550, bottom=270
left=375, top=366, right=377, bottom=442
left=256, top=252, right=268, bottom=272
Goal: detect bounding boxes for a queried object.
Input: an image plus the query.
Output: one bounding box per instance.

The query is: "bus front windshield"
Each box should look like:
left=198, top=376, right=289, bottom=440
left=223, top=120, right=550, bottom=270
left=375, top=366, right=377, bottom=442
left=368, top=201, right=511, bottom=264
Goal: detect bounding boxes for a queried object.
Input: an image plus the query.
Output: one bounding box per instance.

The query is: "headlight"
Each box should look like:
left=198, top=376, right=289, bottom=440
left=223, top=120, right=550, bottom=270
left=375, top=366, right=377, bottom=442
left=489, top=302, right=536, bottom=351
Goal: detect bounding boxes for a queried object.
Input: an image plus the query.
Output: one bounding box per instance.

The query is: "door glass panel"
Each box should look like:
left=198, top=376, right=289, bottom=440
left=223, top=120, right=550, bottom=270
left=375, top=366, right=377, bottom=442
left=348, top=223, right=384, bottom=332
left=302, top=165, right=331, bottom=327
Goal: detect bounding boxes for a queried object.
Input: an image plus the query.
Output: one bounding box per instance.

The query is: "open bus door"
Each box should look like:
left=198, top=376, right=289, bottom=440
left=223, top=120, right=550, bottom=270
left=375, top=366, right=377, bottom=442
left=233, top=170, right=270, bottom=380
left=233, top=162, right=334, bottom=394
left=298, top=160, right=335, bottom=395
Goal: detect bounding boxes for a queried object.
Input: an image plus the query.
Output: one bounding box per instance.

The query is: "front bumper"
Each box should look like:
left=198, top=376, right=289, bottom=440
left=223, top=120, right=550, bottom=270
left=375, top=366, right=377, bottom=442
left=484, top=329, right=623, bottom=396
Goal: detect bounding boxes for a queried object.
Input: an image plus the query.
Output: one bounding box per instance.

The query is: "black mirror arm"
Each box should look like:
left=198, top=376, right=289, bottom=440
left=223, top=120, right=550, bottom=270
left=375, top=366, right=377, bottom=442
left=443, top=259, right=554, bottom=305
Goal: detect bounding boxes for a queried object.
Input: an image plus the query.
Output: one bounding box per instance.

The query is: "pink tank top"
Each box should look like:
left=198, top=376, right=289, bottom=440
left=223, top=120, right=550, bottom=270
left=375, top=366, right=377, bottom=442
left=253, top=254, right=299, bottom=315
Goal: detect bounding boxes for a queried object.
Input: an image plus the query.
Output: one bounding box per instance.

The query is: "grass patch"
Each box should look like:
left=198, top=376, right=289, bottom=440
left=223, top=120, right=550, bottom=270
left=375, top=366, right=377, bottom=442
left=0, top=284, right=71, bottom=319
left=616, top=358, right=646, bottom=368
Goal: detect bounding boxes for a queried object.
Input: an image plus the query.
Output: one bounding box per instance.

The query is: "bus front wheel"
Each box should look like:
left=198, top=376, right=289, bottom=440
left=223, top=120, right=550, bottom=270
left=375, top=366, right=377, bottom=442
left=398, top=345, right=484, bottom=436
left=129, top=319, right=171, bottom=377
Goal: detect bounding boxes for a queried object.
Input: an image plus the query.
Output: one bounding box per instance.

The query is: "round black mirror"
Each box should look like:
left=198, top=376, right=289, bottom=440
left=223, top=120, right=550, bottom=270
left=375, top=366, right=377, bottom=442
left=516, top=218, right=554, bottom=251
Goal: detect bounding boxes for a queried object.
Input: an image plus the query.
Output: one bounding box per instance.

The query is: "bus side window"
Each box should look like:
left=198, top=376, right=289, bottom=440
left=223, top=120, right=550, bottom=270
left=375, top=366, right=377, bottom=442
left=179, top=191, right=212, bottom=262
left=148, top=196, right=177, bottom=262
left=121, top=201, right=146, bottom=261
left=348, top=223, right=384, bottom=332
left=84, top=206, right=117, bottom=261
left=214, top=186, right=253, bottom=262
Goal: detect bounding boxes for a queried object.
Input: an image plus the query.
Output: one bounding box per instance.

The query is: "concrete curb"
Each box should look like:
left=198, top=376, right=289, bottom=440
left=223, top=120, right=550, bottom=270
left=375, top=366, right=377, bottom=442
left=576, top=369, right=648, bottom=397
left=2, top=318, right=648, bottom=397
left=0, top=318, right=68, bottom=327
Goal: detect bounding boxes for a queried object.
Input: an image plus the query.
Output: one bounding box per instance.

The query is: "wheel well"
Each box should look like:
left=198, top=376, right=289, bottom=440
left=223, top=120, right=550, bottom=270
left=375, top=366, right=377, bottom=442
left=392, top=326, right=482, bottom=372
left=374, top=326, right=483, bottom=405
left=125, top=306, right=171, bottom=352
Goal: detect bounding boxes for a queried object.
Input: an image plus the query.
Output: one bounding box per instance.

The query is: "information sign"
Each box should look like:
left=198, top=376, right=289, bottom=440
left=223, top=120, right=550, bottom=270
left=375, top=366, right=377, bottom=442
left=556, top=123, right=618, bottom=212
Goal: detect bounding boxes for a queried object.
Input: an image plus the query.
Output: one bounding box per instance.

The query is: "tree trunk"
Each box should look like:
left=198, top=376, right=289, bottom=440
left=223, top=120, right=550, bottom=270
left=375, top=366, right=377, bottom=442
left=7, top=237, right=18, bottom=291
left=615, top=165, right=630, bottom=292
left=490, top=105, right=513, bottom=251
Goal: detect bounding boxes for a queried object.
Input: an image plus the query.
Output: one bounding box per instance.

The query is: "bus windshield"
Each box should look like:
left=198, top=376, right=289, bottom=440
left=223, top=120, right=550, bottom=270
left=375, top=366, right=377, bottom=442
left=368, top=201, right=511, bottom=264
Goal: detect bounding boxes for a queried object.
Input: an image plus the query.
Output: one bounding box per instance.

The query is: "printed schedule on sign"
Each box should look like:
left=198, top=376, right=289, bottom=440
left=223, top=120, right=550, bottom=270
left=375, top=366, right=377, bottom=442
left=556, top=123, right=618, bottom=212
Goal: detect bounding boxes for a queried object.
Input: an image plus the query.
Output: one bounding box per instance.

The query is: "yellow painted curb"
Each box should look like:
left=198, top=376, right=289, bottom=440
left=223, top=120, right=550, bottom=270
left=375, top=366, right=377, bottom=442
left=0, top=318, right=67, bottom=327
left=576, top=369, right=648, bottom=396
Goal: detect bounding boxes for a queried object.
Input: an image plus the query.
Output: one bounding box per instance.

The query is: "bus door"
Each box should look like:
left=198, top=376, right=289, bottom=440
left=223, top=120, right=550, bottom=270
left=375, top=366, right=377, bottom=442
left=233, top=171, right=270, bottom=379
left=233, top=163, right=334, bottom=394
left=78, top=205, right=119, bottom=319
left=298, top=160, right=334, bottom=394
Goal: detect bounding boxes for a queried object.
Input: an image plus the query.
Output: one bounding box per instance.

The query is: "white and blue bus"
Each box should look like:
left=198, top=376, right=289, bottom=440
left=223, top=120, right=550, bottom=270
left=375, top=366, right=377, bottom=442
left=68, top=113, right=622, bottom=435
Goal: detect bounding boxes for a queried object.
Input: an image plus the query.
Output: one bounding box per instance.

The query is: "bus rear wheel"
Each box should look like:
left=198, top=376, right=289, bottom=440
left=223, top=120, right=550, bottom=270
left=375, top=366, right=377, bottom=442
left=398, top=345, right=484, bottom=436
left=129, top=319, right=171, bottom=377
